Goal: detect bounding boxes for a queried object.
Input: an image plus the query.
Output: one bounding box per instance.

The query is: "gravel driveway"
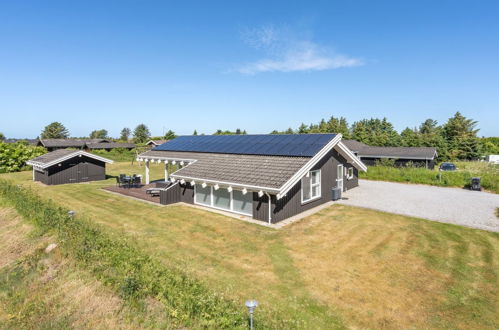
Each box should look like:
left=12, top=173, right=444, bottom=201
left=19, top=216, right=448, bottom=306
left=338, top=180, right=499, bottom=232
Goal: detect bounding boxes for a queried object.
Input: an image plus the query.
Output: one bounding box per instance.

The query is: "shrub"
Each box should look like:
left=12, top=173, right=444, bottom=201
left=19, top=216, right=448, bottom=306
left=0, top=142, right=46, bottom=173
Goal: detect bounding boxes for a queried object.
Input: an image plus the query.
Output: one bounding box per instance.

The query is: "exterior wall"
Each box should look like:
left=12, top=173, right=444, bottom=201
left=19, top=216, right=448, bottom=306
left=34, top=169, right=49, bottom=184
left=360, top=157, right=435, bottom=169
left=35, top=156, right=106, bottom=185
left=160, top=182, right=194, bottom=205
left=253, top=149, right=360, bottom=224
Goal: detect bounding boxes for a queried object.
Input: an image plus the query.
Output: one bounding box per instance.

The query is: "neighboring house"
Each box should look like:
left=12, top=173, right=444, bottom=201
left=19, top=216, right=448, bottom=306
left=27, top=149, right=113, bottom=185
left=342, top=140, right=438, bottom=169
left=3, top=138, right=38, bottom=145
left=137, top=134, right=366, bottom=224
left=86, top=142, right=136, bottom=151
left=146, top=139, right=169, bottom=147
left=37, top=139, right=135, bottom=151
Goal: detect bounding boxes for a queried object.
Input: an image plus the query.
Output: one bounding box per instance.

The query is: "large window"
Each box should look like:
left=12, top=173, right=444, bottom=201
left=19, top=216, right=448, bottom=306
left=194, top=185, right=253, bottom=216
left=213, top=187, right=231, bottom=211
left=301, top=170, right=321, bottom=203
left=232, top=190, right=253, bottom=215
left=194, top=184, right=211, bottom=206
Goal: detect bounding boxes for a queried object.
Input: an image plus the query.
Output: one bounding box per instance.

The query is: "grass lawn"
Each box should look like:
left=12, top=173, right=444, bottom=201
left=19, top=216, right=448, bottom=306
left=360, top=161, right=499, bottom=193
left=1, top=162, right=499, bottom=328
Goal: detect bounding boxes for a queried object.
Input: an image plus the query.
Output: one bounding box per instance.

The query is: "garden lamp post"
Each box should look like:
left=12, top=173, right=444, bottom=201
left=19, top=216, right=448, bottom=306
left=245, top=299, right=258, bottom=330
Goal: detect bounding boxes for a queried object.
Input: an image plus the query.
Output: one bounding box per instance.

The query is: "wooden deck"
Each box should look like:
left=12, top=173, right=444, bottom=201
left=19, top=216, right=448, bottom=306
left=103, top=183, right=161, bottom=204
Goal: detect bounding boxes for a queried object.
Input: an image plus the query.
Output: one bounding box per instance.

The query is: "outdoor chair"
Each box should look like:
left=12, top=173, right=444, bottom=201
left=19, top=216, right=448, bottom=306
left=116, top=176, right=122, bottom=187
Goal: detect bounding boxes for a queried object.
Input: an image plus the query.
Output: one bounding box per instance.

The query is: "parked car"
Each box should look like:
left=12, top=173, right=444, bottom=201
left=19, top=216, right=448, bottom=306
left=439, top=162, right=457, bottom=171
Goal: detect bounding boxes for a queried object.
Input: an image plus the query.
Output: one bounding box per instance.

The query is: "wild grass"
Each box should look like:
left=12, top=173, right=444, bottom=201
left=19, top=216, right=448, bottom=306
left=1, top=162, right=498, bottom=328
left=360, top=161, right=499, bottom=193
left=0, top=207, right=172, bottom=329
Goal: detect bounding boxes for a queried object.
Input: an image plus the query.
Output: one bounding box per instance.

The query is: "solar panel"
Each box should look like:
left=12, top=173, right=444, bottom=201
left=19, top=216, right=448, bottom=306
left=153, top=134, right=337, bottom=157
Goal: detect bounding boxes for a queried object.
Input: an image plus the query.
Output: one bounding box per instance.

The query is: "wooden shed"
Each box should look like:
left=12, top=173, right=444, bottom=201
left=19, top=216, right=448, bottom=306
left=27, top=150, right=113, bottom=185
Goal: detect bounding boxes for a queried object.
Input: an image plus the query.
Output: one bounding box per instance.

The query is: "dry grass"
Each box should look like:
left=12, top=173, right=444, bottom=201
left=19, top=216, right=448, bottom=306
left=1, top=163, right=498, bottom=328
left=0, top=204, right=171, bottom=329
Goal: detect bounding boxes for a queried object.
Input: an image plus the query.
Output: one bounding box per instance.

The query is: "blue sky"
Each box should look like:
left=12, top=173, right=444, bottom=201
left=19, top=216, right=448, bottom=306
left=1, top=0, right=498, bottom=138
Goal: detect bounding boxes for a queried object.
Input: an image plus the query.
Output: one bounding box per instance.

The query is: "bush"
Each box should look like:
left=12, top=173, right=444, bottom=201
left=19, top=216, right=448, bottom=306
left=360, top=161, right=499, bottom=193
left=91, top=148, right=137, bottom=162
left=0, top=180, right=256, bottom=328
left=0, top=142, right=46, bottom=173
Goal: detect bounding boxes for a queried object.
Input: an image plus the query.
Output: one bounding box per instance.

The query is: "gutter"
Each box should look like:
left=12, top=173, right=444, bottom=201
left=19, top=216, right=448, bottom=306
left=265, top=192, right=272, bottom=224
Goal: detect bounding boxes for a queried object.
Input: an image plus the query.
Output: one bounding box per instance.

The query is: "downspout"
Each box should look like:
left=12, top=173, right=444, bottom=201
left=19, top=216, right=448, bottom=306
left=265, top=192, right=272, bottom=225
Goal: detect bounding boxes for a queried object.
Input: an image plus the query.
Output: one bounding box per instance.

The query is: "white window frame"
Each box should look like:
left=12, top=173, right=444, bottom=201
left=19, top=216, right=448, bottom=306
left=194, top=184, right=253, bottom=216
left=347, top=167, right=354, bottom=180
left=301, top=169, right=321, bottom=204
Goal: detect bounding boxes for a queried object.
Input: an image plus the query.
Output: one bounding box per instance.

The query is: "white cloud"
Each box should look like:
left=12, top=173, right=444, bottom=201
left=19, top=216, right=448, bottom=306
left=235, top=26, right=364, bottom=75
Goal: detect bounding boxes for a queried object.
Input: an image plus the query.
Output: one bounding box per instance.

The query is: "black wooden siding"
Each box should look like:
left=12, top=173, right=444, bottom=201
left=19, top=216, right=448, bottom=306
left=360, top=157, right=435, bottom=169
left=34, top=156, right=106, bottom=185
left=160, top=182, right=194, bottom=205
left=252, top=149, right=359, bottom=224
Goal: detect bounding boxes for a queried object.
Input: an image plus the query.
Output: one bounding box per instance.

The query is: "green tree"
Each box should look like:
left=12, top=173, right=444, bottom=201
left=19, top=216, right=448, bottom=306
left=0, top=132, right=5, bottom=141
left=164, top=130, right=177, bottom=140
left=400, top=127, right=421, bottom=147
left=419, top=119, right=438, bottom=135
left=351, top=118, right=400, bottom=146
left=326, top=116, right=350, bottom=137
left=133, top=124, right=150, bottom=144
left=40, top=122, right=69, bottom=139
left=120, top=127, right=131, bottom=141
left=89, top=129, right=108, bottom=139
left=297, top=123, right=308, bottom=134
left=442, top=112, right=480, bottom=159
left=193, top=129, right=198, bottom=136
left=285, top=127, right=294, bottom=134
left=0, top=143, right=46, bottom=173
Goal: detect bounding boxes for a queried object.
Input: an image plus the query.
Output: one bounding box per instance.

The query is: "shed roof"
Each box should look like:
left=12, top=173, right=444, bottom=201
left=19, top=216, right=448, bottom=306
left=27, top=149, right=114, bottom=169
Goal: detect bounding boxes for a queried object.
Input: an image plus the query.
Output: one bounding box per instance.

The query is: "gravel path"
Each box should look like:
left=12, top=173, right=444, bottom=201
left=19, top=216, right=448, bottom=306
left=338, top=180, right=499, bottom=232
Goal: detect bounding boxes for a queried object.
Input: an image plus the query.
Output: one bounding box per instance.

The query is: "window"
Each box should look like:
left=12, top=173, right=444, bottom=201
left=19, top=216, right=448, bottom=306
left=301, top=170, right=321, bottom=203
left=213, top=187, right=231, bottom=211
left=232, top=190, right=253, bottom=215
left=347, top=167, right=354, bottom=180
left=194, top=184, right=211, bottom=206
left=194, top=185, right=253, bottom=216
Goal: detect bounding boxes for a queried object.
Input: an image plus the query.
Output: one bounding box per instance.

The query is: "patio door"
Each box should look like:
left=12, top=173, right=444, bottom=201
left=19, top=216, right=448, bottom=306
left=337, top=164, right=344, bottom=191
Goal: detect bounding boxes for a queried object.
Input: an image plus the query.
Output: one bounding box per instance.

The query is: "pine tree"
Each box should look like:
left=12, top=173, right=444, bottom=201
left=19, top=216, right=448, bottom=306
left=164, top=130, right=177, bottom=140
left=120, top=127, right=131, bottom=141
left=193, top=130, right=198, bottom=135
left=41, top=122, right=69, bottom=139
left=442, top=112, right=480, bottom=159
left=133, top=124, right=150, bottom=143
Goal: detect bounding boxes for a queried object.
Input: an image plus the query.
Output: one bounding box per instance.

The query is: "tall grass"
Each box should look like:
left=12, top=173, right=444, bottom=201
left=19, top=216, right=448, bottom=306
left=360, top=161, right=499, bottom=193
left=0, top=179, right=267, bottom=328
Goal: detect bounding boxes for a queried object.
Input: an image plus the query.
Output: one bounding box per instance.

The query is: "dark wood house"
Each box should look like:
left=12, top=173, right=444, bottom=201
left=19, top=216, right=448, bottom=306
left=137, top=134, right=366, bottom=224
left=27, top=149, right=113, bottom=185
left=37, top=139, right=135, bottom=151
left=342, top=140, right=438, bottom=169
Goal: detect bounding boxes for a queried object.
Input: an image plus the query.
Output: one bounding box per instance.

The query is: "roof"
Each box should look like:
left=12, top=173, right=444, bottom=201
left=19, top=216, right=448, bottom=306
left=146, top=139, right=169, bottom=146
left=342, top=140, right=437, bottom=160
left=153, top=134, right=337, bottom=157
left=342, top=140, right=369, bottom=152
left=3, top=138, right=39, bottom=145
left=138, top=134, right=367, bottom=198
left=139, top=150, right=309, bottom=190
left=86, top=142, right=136, bottom=149
left=38, top=138, right=110, bottom=148
left=27, top=149, right=114, bottom=169
left=358, top=146, right=437, bottom=159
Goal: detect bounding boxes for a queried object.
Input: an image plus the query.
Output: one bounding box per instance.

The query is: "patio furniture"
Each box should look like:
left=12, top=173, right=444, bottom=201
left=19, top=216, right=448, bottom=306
left=116, top=176, right=122, bottom=187
left=146, top=187, right=164, bottom=196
